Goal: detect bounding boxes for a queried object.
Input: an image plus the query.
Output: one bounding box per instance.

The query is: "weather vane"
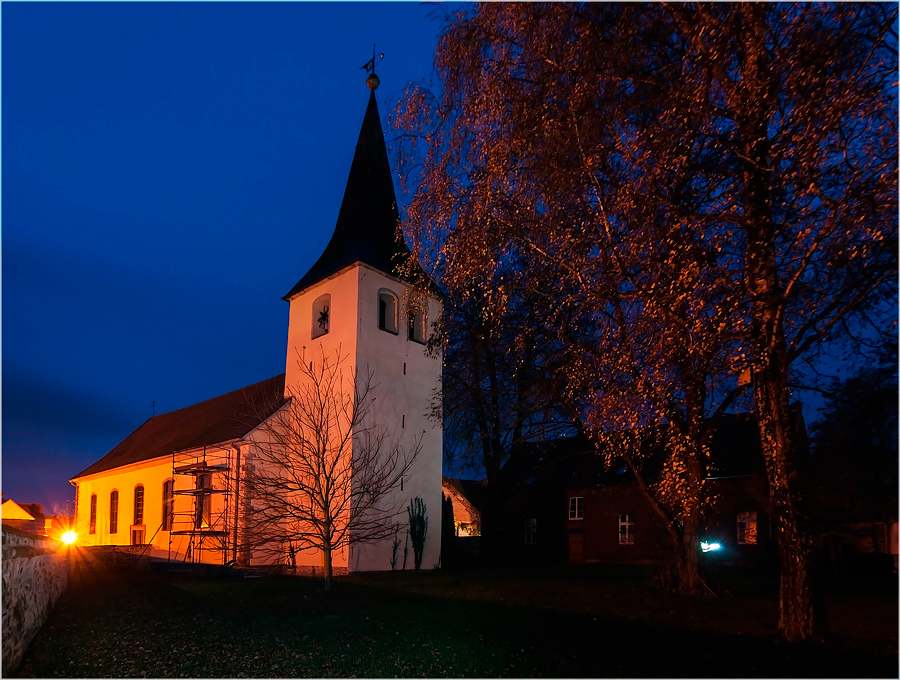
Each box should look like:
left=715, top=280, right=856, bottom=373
left=360, top=44, right=384, bottom=75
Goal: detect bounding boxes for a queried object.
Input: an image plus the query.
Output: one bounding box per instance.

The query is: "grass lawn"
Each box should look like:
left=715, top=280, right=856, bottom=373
left=12, top=555, right=898, bottom=678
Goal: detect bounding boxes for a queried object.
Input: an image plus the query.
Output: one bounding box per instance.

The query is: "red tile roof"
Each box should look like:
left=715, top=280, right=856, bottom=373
left=72, top=375, right=286, bottom=479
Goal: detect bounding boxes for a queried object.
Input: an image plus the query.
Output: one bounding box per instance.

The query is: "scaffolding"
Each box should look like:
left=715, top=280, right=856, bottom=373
left=169, top=445, right=233, bottom=566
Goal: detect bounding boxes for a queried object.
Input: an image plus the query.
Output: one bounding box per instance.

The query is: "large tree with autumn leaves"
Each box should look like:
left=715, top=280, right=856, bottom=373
left=393, top=3, right=897, bottom=641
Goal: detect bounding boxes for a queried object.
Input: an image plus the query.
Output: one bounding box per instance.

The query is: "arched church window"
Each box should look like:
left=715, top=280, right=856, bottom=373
left=408, top=306, right=426, bottom=344
left=133, top=485, right=144, bottom=526
left=312, top=294, right=331, bottom=339
left=89, top=494, right=97, bottom=535
left=162, top=479, right=174, bottom=531
left=378, top=289, right=399, bottom=334
left=109, top=490, right=119, bottom=534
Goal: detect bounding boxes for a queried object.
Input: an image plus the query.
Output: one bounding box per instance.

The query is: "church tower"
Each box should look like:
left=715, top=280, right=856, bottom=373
left=281, top=73, right=442, bottom=573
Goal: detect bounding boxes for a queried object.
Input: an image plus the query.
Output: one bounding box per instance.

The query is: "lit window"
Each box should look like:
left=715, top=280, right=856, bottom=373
left=568, top=496, right=584, bottom=520
left=525, top=518, right=537, bottom=545
left=162, top=480, right=174, bottom=531
left=133, top=485, right=144, bottom=526
left=378, top=290, right=399, bottom=334
left=312, top=294, right=331, bottom=339
left=89, top=494, right=97, bottom=535
left=109, top=490, right=119, bottom=534
left=737, top=511, right=758, bottom=545
left=618, top=514, right=634, bottom=544
left=408, top=306, right=426, bottom=344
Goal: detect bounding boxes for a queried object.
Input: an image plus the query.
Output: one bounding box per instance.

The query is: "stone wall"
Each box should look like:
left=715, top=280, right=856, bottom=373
left=2, top=527, right=69, bottom=673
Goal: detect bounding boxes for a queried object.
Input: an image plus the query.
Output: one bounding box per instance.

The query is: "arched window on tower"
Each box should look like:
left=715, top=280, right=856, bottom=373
left=312, top=294, right=331, bottom=339
left=378, top=289, right=399, bottom=334
left=408, top=305, right=426, bottom=344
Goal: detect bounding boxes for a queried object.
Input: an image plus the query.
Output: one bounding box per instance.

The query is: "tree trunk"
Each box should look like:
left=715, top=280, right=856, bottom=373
left=323, top=544, right=333, bottom=592
left=752, top=338, right=826, bottom=641
left=737, top=4, right=828, bottom=641
left=621, top=447, right=705, bottom=596
left=677, top=513, right=703, bottom=595
left=680, top=391, right=709, bottom=597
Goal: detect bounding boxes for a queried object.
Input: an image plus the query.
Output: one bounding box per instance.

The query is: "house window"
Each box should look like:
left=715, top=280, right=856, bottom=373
left=408, top=306, right=426, bottom=344
left=525, top=518, right=537, bottom=545
left=195, top=473, right=212, bottom=528
left=737, top=511, right=758, bottom=545
left=312, top=293, right=331, bottom=339
left=109, top=490, right=119, bottom=534
left=133, top=485, right=144, bottom=526
left=162, top=480, right=174, bottom=531
left=89, top=494, right=97, bottom=535
left=377, top=289, right=399, bottom=334
left=568, top=496, right=584, bottom=520
left=618, top=514, right=634, bottom=545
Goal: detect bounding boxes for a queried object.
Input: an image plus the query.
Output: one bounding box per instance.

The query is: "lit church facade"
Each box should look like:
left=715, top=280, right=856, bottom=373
left=70, top=74, right=443, bottom=574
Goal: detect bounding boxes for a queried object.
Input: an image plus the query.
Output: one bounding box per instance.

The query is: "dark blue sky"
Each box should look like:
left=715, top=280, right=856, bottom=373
left=3, top=2, right=446, bottom=513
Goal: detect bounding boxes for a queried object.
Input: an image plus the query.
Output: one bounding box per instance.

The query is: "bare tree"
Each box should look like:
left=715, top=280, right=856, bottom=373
left=241, top=348, right=421, bottom=591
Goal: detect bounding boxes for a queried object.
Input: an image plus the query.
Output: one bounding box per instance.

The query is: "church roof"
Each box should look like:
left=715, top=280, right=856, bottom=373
left=72, top=374, right=287, bottom=480
left=283, top=86, right=413, bottom=300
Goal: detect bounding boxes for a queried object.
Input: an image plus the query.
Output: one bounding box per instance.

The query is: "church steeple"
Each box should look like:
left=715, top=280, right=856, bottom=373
left=280, top=70, right=443, bottom=576
left=283, top=78, right=411, bottom=300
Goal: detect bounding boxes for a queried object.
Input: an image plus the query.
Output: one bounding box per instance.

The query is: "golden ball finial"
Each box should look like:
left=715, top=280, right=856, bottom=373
left=366, top=72, right=380, bottom=91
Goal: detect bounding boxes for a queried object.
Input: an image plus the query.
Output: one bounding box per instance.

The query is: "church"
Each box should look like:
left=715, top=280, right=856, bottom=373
left=70, top=72, right=443, bottom=575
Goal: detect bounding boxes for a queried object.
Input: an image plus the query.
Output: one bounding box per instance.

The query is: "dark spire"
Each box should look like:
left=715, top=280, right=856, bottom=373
left=284, top=82, right=412, bottom=300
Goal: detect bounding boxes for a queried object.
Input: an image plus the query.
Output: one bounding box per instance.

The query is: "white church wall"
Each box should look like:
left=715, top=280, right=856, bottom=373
left=284, top=264, right=361, bottom=395
left=238, top=418, right=350, bottom=573
left=278, top=262, right=442, bottom=574
left=349, top=265, right=443, bottom=573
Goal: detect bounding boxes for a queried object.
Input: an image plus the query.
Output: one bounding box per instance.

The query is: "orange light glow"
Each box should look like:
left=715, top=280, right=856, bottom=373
left=61, top=530, right=78, bottom=545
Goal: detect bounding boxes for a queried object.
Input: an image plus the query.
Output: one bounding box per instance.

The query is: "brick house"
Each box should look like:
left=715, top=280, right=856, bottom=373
left=496, top=413, right=788, bottom=568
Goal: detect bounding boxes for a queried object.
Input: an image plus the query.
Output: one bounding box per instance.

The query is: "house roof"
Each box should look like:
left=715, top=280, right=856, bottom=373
left=2, top=499, right=36, bottom=521
left=501, top=411, right=788, bottom=495
left=72, top=374, right=287, bottom=480
left=706, top=413, right=768, bottom=477
left=283, top=85, right=413, bottom=300
left=508, top=436, right=624, bottom=497
left=443, top=477, right=487, bottom=511
left=19, top=503, right=45, bottom=521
